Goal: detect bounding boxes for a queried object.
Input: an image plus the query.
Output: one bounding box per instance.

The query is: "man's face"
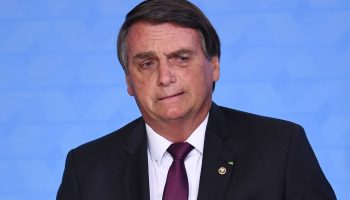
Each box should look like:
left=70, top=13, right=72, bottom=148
left=125, top=22, right=219, bottom=125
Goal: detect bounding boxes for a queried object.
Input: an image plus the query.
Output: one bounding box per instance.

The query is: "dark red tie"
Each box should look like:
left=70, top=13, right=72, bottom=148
left=162, top=142, right=194, bottom=200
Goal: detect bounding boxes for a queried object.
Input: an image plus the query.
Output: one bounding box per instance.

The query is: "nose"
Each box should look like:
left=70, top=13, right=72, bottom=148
left=157, top=61, right=176, bottom=86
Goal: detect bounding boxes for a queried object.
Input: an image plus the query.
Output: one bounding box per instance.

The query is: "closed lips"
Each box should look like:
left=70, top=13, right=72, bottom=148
left=158, top=92, right=184, bottom=100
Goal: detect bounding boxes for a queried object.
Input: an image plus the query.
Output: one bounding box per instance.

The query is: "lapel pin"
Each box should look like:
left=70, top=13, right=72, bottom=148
left=228, top=161, right=234, bottom=165
left=218, top=167, right=227, bottom=175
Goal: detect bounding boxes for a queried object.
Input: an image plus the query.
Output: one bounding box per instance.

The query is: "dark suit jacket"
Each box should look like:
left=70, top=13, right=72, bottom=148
left=57, top=103, right=336, bottom=200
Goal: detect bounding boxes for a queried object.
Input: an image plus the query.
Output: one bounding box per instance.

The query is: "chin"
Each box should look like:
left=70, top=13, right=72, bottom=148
left=158, top=109, right=188, bottom=121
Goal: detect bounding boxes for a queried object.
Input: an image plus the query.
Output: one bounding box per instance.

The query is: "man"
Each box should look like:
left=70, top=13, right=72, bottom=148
left=57, top=0, right=336, bottom=199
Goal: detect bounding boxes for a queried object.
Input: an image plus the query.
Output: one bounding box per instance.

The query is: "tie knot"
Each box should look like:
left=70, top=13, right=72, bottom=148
left=167, top=142, right=194, bottom=160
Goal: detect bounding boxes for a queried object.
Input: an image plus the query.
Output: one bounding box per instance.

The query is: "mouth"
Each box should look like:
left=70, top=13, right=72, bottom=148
left=158, top=92, right=185, bottom=101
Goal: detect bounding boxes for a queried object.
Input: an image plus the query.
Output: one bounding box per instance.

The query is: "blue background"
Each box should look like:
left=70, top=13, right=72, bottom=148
left=0, top=0, right=349, bottom=199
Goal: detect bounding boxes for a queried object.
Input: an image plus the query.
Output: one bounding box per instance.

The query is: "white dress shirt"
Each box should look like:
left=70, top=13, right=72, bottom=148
left=146, top=114, right=208, bottom=200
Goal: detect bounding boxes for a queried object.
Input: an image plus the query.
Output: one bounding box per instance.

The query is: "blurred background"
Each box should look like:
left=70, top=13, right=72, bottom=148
left=0, top=0, right=349, bottom=199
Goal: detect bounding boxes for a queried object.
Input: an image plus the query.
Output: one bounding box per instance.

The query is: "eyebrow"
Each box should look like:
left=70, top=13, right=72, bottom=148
left=165, top=49, right=194, bottom=58
left=132, top=51, right=157, bottom=60
left=131, top=48, right=195, bottom=61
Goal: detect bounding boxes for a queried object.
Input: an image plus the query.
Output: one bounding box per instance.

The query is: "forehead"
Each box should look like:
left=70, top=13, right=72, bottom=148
left=126, top=22, right=202, bottom=53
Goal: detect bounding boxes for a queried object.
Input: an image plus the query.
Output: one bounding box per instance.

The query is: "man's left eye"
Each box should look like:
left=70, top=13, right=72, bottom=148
left=179, top=56, right=189, bottom=61
left=175, top=56, right=190, bottom=63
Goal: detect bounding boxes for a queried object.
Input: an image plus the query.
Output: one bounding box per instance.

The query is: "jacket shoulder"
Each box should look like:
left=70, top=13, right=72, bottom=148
left=70, top=117, right=144, bottom=160
left=217, top=105, right=302, bottom=130
left=212, top=104, right=305, bottom=144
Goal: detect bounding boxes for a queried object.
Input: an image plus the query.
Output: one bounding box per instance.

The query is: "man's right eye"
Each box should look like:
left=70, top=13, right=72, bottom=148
left=139, top=60, right=155, bottom=69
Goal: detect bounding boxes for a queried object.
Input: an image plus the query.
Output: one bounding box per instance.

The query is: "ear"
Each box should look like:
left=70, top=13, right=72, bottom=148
left=125, top=75, right=135, bottom=96
left=210, top=56, right=220, bottom=82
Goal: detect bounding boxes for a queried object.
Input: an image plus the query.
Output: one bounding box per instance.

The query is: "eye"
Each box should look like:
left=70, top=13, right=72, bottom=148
left=177, top=56, right=189, bottom=62
left=173, top=55, right=190, bottom=64
left=139, top=60, right=155, bottom=69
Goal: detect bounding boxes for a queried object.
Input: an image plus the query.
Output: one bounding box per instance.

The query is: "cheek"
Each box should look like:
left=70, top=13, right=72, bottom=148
left=128, top=75, right=154, bottom=99
left=199, top=64, right=215, bottom=84
left=180, top=64, right=210, bottom=83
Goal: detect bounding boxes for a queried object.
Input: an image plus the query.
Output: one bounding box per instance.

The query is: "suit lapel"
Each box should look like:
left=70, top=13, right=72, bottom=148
left=121, top=119, right=150, bottom=200
left=197, top=103, right=237, bottom=200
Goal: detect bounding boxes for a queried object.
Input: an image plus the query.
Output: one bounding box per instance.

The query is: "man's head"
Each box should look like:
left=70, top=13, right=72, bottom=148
left=117, top=0, right=221, bottom=141
left=117, top=0, right=220, bottom=73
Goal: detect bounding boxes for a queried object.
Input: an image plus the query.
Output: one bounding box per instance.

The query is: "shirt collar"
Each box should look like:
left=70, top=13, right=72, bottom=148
left=146, top=114, right=209, bottom=165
